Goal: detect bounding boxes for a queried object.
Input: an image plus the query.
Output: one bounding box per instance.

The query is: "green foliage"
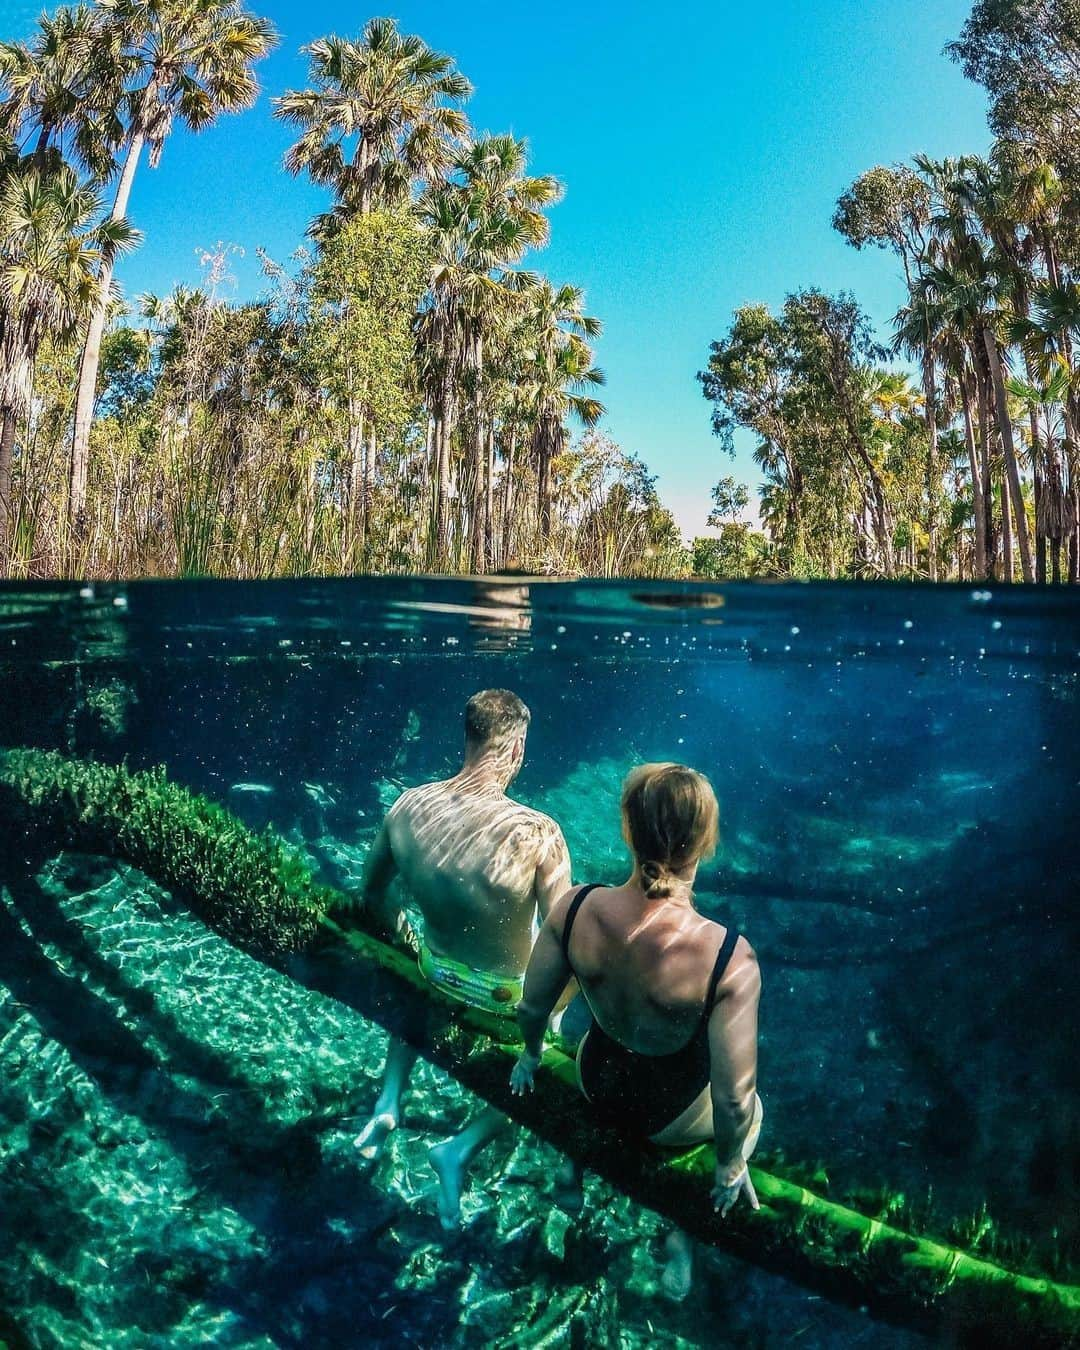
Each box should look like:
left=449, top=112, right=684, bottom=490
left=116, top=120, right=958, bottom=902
left=699, top=291, right=897, bottom=578
left=707, top=474, right=750, bottom=525
left=691, top=525, right=771, bottom=579
left=308, top=208, right=429, bottom=436
left=949, top=0, right=1080, bottom=196
left=832, top=164, right=932, bottom=268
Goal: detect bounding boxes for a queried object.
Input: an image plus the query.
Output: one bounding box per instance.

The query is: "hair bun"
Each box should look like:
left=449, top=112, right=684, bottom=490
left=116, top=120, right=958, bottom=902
left=640, top=859, right=672, bottom=899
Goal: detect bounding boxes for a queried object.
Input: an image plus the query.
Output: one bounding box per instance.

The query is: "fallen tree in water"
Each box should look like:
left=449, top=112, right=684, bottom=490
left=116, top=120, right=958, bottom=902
left=1, top=747, right=1077, bottom=1347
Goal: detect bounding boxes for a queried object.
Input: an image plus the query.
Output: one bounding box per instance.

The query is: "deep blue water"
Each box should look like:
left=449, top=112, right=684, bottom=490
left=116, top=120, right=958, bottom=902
left=0, top=578, right=1078, bottom=1348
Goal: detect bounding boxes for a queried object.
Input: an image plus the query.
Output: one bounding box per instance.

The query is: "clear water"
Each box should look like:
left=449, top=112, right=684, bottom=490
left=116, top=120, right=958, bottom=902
left=0, top=578, right=1078, bottom=1349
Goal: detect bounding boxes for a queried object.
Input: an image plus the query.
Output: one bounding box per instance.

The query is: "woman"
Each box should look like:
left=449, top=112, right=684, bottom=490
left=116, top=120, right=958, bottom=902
left=510, top=763, right=762, bottom=1299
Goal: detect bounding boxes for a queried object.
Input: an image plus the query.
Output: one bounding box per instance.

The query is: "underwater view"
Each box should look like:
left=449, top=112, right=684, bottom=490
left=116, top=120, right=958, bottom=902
left=0, top=577, right=1078, bottom=1349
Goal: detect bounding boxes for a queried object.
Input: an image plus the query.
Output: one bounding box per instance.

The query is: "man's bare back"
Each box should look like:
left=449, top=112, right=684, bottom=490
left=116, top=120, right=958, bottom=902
left=355, top=689, right=572, bottom=1227
left=385, top=770, right=570, bottom=977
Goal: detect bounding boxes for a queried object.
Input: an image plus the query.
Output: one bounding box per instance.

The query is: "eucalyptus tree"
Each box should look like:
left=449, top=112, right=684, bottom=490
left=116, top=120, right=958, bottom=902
left=835, top=159, right=970, bottom=577
left=0, top=153, right=137, bottom=573
left=66, top=0, right=276, bottom=533
left=833, top=162, right=932, bottom=286
left=949, top=0, right=1080, bottom=210
left=306, top=208, right=428, bottom=565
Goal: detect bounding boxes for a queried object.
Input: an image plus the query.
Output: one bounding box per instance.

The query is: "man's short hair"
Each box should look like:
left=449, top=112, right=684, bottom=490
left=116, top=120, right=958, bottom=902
left=465, top=689, right=531, bottom=749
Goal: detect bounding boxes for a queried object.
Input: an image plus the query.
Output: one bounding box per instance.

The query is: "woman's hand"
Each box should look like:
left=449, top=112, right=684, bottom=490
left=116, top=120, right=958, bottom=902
left=510, top=1050, right=540, bottom=1096
left=711, top=1161, right=759, bottom=1218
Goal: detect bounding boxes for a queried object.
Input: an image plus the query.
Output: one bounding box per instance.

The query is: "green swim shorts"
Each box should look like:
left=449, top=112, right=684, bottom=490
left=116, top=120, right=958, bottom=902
left=418, top=944, right=523, bottom=1016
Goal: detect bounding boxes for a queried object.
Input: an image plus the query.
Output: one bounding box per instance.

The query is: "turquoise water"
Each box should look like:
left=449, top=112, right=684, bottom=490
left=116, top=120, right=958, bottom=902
left=0, top=578, right=1078, bottom=1348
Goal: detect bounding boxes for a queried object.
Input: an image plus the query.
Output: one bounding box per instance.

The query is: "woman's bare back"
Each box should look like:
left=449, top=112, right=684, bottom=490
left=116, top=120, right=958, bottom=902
left=560, top=884, right=734, bottom=1055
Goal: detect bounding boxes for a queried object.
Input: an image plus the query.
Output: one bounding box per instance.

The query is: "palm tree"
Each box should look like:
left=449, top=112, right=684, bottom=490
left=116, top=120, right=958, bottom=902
left=923, top=247, right=1034, bottom=582
left=1011, top=284, right=1080, bottom=581
left=0, top=5, right=117, bottom=174
left=1007, top=360, right=1076, bottom=581
left=67, top=0, right=277, bottom=533
left=0, top=154, right=138, bottom=573
left=274, top=19, right=471, bottom=232
left=516, top=280, right=604, bottom=546
left=418, top=135, right=560, bottom=570
left=454, top=135, right=560, bottom=570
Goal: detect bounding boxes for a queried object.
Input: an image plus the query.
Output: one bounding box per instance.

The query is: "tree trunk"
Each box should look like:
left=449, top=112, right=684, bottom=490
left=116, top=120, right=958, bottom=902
left=982, top=328, right=1033, bottom=582
left=960, top=376, right=986, bottom=579
left=344, top=402, right=366, bottom=570
left=1001, top=470, right=1013, bottom=582
left=502, top=429, right=516, bottom=567
left=1070, top=495, right=1079, bottom=583
left=976, top=364, right=997, bottom=578
left=469, top=331, right=486, bottom=574
left=537, top=427, right=554, bottom=546
left=363, top=423, right=377, bottom=555
left=484, top=425, right=495, bottom=571
left=434, top=411, right=452, bottom=566
left=0, top=407, right=15, bottom=578
left=922, top=350, right=938, bottom=581
left=1034, top=469, right=1047, bottom=585
left=70, top=122, right=148, bottom=533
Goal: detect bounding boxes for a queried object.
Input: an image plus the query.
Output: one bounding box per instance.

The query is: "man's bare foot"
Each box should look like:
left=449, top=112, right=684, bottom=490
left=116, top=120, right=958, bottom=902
left=429, top=1140, right=464, bottom=1231
left=660, top=1228, right=694, bottom=1302
left=353, top=1112, right=396, bottom=1161
left=553, top=1158, right=584, bottom=1214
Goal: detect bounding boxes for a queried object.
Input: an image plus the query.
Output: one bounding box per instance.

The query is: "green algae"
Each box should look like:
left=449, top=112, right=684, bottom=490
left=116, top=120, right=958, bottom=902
left=0, top=748, right=1077, bottom=1347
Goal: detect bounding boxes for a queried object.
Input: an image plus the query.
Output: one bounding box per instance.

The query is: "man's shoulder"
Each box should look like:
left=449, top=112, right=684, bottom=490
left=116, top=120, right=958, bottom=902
left=509, top=800, right=563, bottom=833
left=389, top=779, right=449, bottom=811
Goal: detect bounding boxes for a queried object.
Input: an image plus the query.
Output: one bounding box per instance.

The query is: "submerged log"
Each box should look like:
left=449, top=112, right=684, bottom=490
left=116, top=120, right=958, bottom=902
left=0, top=747, right=1077, bottom=1347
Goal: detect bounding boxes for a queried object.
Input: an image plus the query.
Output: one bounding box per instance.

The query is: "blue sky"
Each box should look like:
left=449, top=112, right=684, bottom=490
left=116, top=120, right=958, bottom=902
left=7, top=0, right=991, bottom=535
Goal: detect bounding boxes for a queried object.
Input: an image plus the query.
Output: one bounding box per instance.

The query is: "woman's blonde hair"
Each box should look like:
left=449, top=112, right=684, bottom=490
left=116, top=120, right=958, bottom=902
left=621, top=763, right=720, bottom=899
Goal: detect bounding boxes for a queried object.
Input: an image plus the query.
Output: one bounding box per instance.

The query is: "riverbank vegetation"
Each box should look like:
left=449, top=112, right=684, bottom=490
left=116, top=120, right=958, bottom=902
left=1, top=1, right=1078, bottom=580
left=701, top=0, right=1080, bottom=581
left=0, top=7, right=687, bottom=579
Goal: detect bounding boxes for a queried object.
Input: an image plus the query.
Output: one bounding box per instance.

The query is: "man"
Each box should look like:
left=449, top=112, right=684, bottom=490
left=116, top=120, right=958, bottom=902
left=354, top=688, right=572, bottom=1229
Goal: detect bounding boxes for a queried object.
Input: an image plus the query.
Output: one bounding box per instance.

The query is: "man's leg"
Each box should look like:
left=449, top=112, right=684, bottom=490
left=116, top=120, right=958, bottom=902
left=429, top=1105, right=508, bottom=1230
left=354, top=1037, right=418, bottom=1160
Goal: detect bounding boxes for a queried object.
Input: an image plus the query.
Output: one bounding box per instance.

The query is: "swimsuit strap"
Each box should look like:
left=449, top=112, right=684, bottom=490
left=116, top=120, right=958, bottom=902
left=703, top=925, right=741, bottom=1019
left=560, top=883, right=604, bottom=965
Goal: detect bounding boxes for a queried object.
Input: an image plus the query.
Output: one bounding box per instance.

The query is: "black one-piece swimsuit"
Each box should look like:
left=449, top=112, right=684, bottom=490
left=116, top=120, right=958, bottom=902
left=561, top=884, right=740, bottom=1139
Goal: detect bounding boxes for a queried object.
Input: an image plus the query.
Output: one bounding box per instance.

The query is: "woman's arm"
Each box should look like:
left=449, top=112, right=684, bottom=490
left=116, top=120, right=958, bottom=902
left=511, top=893, right=576, bottom=1093
left=518, top=909, right=574, bottom=1057
left=707, top=940, right=761, bottom=1187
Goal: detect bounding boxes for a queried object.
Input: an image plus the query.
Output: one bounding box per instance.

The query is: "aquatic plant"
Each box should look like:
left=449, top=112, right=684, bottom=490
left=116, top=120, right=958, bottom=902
left=0, top=748, right=327, bottom=956
left=1, top=746, right=1077, bottom=1345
